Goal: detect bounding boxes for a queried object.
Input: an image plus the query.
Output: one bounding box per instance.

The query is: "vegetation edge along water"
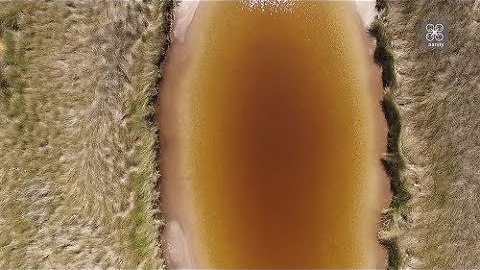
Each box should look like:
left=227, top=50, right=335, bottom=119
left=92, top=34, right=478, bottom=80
left=369, top=1, right=410, bottom=269
left=155, top=0, right=174, bottom=268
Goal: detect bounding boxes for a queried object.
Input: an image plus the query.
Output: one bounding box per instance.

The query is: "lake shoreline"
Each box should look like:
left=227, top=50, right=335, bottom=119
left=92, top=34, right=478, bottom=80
left=157, top=1, right=389, bottom=268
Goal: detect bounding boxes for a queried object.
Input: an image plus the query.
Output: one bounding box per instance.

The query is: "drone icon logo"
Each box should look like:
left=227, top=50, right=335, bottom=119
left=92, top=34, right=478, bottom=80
left=425, top=23, right=444, bottom=42
left=422, top=22, right=447, bottom=48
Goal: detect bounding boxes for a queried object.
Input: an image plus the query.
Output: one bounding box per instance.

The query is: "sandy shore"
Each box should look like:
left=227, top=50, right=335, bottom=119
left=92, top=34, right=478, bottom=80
left=362, top=17, right=390, bottom=270
left=157, top=1, right=390, bottom=268
left=155, top=3, right=202, bottom=266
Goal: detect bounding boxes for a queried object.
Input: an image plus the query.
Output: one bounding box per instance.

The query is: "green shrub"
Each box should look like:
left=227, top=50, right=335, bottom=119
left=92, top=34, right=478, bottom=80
left=0, top=11, right=19, bottom=36
left=3, top=30, right=16, bottom=65
left=375, top=0, right=387, bottom=12
left=369, top=20, right=396, bottom=88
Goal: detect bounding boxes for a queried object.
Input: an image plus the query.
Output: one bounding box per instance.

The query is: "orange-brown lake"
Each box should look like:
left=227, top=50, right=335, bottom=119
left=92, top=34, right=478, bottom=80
left=158, top=1, right=383, bottom=268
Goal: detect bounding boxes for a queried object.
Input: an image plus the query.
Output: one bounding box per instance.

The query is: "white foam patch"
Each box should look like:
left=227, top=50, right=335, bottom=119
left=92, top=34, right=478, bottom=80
left=242, top=0, right=294, bottom=12
left=165, top=220, right=193, bottom=268
left=173, top=0, right=200, bottom=43
left=355, top=0, right=377, bottom=27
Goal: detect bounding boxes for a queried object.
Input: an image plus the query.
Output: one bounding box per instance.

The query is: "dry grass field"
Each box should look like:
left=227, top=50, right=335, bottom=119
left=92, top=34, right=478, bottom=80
left=0, top=1, right=171, bottom=268
left=4, top=0, right=480, bottom=269
left=375, top=0, right=480, bottom=268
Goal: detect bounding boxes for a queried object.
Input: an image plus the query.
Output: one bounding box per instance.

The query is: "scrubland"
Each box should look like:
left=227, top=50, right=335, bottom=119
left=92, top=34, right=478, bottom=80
left=5, top=0, right=480, bottom=269
left=0, top=1, right=171, bottom=268
left=374, top=0, right=480, bottom=268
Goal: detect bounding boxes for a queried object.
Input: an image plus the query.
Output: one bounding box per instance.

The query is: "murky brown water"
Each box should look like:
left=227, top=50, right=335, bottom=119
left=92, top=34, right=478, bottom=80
left=159, top=1, right=384, bottom=268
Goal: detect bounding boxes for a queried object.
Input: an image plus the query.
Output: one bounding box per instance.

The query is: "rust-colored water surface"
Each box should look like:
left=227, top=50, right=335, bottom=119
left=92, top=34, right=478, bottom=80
left=159, top=1, right=383, bottom=268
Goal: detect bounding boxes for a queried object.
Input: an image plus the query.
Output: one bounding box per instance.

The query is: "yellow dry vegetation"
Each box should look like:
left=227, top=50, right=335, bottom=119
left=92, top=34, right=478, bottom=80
left=376, top=0, right=480, bottom=268
left=0, top=1, right=171, bottom=268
